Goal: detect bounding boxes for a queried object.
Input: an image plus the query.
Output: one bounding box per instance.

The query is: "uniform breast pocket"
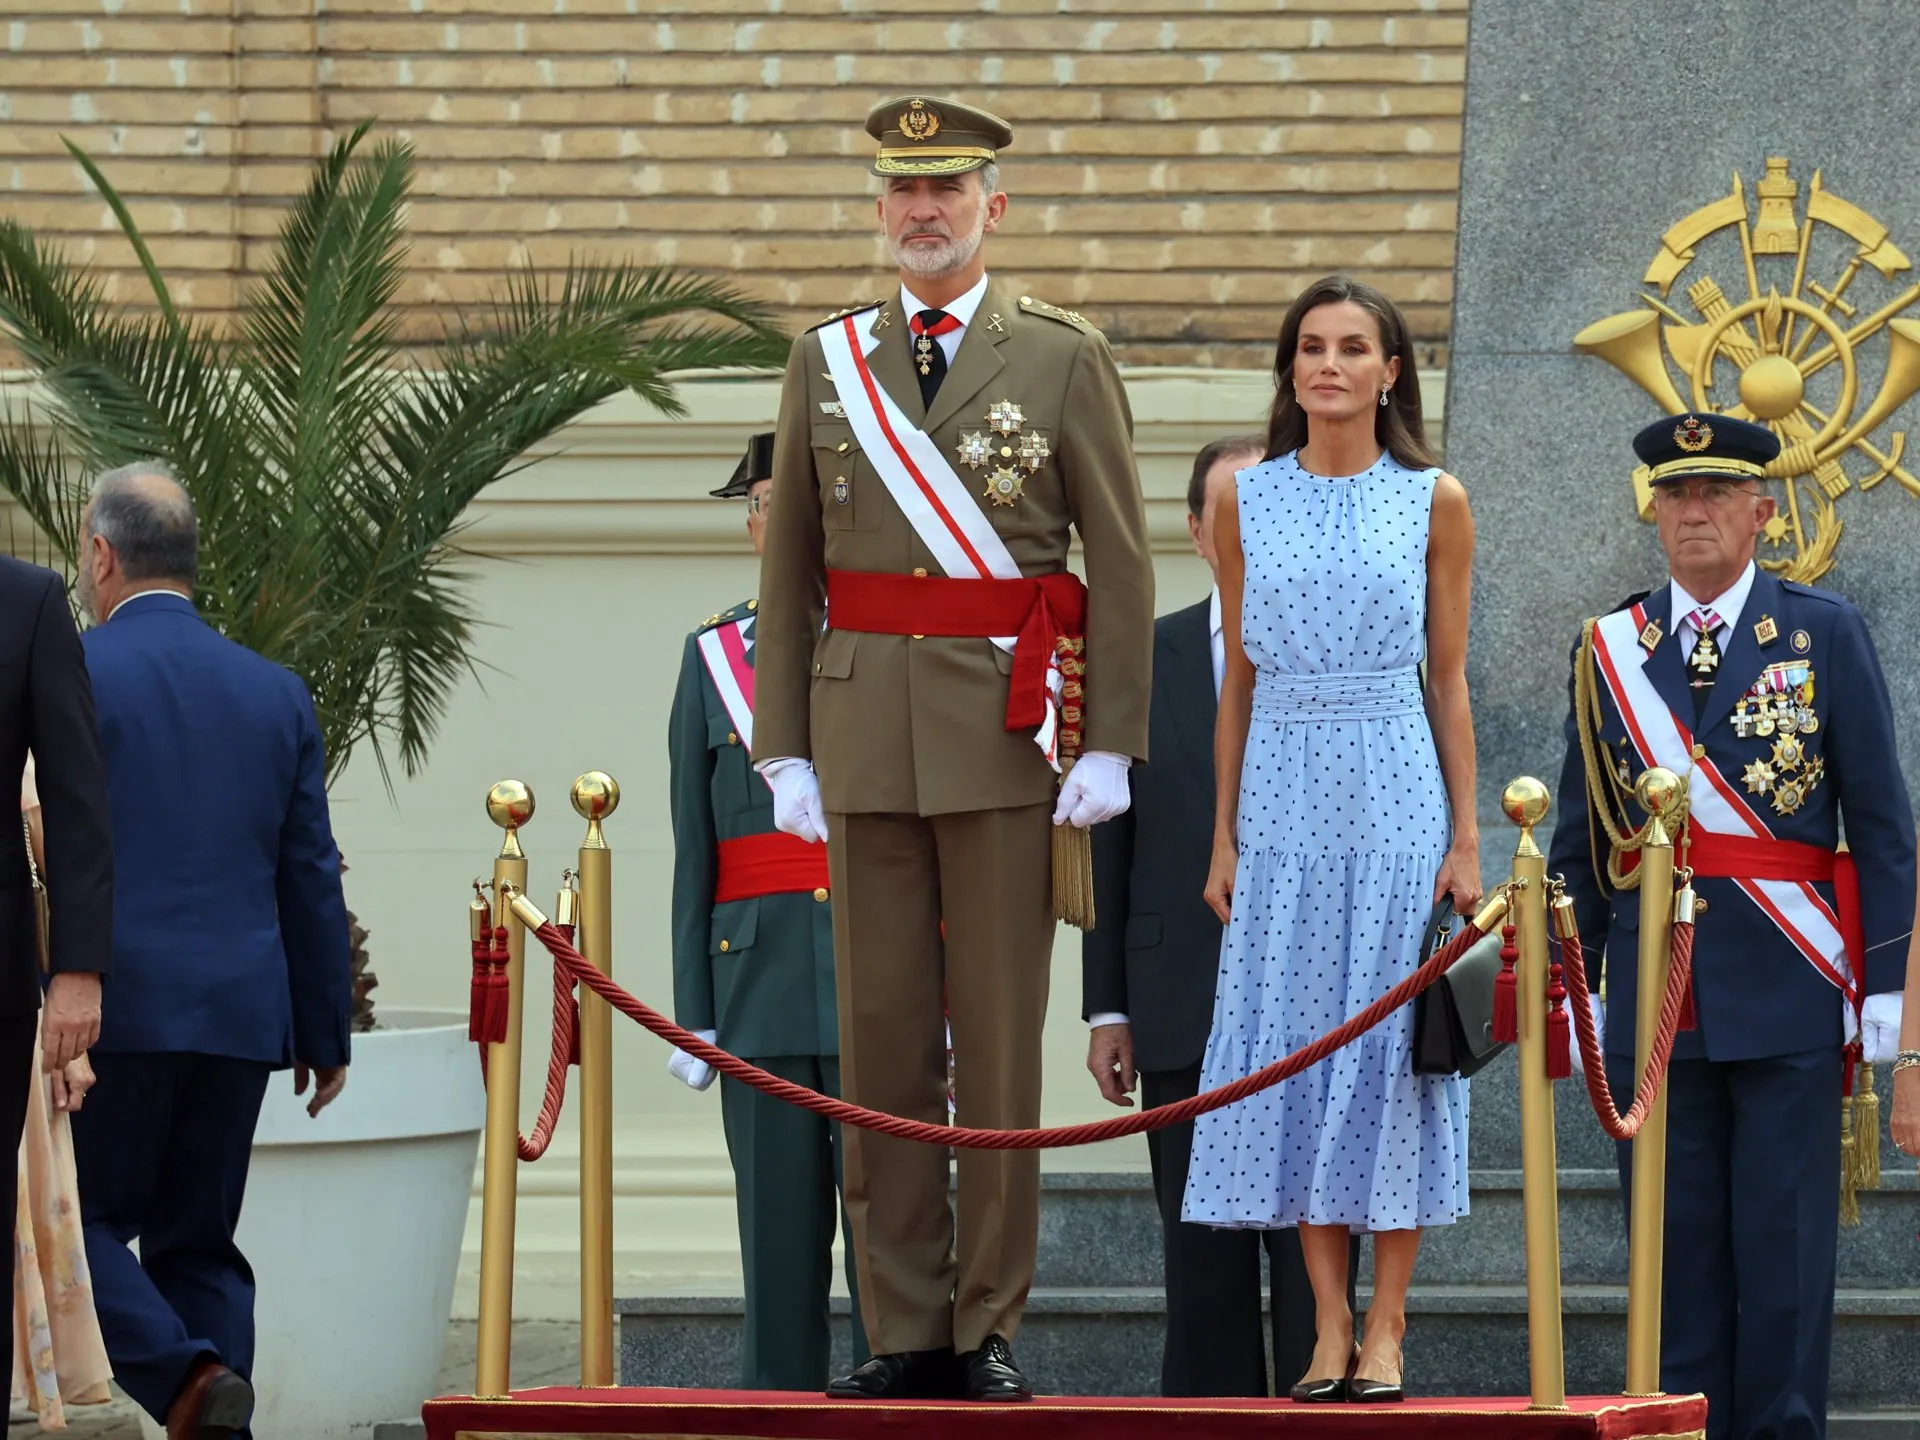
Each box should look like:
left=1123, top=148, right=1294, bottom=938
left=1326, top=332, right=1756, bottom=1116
left=706, top=713, right=762, bottom=817
left=811, top=424, right=875, bottom=533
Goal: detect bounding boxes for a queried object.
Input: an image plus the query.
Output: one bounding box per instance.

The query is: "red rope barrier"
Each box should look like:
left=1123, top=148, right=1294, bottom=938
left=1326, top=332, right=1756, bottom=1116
left=519, top=915, right=1491, bottom=1151
left=474, top=922, right=579, bottom=1162
left=1559, top=921, right=1695, bottom=1141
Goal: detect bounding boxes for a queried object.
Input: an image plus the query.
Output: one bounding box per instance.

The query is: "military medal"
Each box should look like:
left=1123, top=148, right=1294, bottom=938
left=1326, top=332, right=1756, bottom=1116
left=986, top=399, right=1025, bottom=435
left=984, top=466, right=1024, bottom=507
left=1017, top=430, right=1051, bottom=473
left=1792, top=628, right=1811, bottom=653
left=1639, top=619, right=1664, bottom=652
left=957, top=432, right=992, bottom=469
left=1755, top=615, right=1779, bottom=646
left=833, top=478, right=850, bottom=505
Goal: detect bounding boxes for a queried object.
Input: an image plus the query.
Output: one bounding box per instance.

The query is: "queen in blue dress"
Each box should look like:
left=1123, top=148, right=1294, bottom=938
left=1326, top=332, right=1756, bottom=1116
left=1181, top=276, right=1482, bottom=1403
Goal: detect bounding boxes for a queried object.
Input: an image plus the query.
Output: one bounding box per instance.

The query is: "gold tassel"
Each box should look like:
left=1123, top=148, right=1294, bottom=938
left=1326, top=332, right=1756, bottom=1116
left=1853, top=1061, right=1881, bottom=1194
left=1839, top=1092, right=1859, bottom=1227
left=1052, top=813, right=1096, bottom=930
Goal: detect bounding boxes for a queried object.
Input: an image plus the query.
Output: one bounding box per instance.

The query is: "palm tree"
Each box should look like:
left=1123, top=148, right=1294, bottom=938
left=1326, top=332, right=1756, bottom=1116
left=1, top=122, right=788, bottom=1024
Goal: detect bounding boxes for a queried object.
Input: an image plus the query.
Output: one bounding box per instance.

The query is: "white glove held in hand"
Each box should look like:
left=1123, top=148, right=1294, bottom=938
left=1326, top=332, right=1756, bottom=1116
left=667, top=1029, right=719, bottom=1092
left=1052, top=751, right=1132, bottom=828
left=1861, top=993, right=1904, bottom=1064
left=759, top=758, right=829, bottom=844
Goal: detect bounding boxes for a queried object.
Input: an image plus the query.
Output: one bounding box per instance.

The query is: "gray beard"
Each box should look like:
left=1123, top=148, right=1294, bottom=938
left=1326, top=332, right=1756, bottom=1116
left=890, top=221, right=984, bottom=280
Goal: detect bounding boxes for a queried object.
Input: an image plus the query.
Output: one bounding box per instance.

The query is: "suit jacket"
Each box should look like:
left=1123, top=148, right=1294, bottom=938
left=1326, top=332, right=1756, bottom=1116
left=83, top=593, right=351, bottom=1068
left=754, top=277, right=1155, bottom=816
left=1548, top=570, right=1916, bottom=1062
left=1082, top=598, right=1222, bottom=1073
left=668, top=602, right=838, bottom=1059
left=0, top=558, right=113, bottom=1015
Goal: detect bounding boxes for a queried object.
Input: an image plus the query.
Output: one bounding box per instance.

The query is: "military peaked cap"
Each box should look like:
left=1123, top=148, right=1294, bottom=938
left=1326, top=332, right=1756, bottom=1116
left=866, top=95, right=1013, bottom=178
left=711, top=432, right=776, bottom=499
left=1632, top=412, right=1779, bottom=485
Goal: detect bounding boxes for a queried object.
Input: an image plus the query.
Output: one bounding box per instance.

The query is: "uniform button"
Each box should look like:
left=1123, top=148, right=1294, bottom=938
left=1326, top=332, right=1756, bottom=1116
left=812, top=887, right=829, bottom=903
left=1001, top=446, right=1013, bottom=458
left=836, top=441, right=850, bottom=454
left=912, top=567, right=928, bottom=578
left=746, top=600, right=757, bottom=610
left=719, top=940, right=730, bottom=952
left=814, top=662, right=823, bottom=674
left=911, top=633, right=925, bottom=640
left=727, top=731, right=738, bottom=746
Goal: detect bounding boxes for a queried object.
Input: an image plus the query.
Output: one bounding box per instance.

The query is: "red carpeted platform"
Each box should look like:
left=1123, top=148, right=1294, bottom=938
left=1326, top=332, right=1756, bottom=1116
left=421, top=1387, right=1706, bottom=1439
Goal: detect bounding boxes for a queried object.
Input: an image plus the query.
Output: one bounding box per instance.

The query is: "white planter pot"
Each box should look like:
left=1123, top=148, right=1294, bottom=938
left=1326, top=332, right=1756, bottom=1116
left=140, top=1009, right=484, bottom=1440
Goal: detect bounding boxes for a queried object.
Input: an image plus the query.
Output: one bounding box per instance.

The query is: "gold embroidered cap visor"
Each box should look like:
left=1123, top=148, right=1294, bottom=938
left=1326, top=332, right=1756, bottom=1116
left=866, top=95, right=1014, bottom=178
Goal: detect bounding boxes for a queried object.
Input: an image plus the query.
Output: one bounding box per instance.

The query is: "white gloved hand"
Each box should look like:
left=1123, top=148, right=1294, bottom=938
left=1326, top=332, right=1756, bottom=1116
left=1568, top=996, right=1605, bottom=1079
left=759, top=758, right=829, bottom=844
left=1052, top=751, right=1132, bottom=828
left=1861, top=993, right=1904, bottom=1064
left=667, top=1029, right=719, bottom=1092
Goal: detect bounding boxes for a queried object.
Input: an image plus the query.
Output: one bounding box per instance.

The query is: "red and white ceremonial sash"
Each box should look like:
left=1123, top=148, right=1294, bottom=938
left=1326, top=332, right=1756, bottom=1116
left=1591, top=605, right=1857, bottom=1017
left=818, top=308, right=1064, bottom=767
left=697, top=617, right=760, bottom=768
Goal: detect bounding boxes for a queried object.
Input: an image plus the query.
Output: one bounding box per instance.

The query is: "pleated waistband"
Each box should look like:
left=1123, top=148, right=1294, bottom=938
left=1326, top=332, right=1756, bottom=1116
left=1251, top=666, right=1424, bottom=722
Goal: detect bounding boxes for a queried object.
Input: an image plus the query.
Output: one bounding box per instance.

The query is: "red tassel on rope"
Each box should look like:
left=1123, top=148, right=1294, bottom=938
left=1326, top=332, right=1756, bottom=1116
left=469, top=938, right=491, bottom=1043
left=1545, top=954, right=1572, bottom=1080
left=1492, top=924, right=1520, bottom=1044
left=476, top=925, right=511, bottom=1047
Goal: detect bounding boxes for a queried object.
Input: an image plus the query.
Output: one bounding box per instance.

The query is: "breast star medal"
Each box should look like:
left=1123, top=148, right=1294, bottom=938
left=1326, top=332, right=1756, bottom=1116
left=986, top=400, right=1025, bottom=435
left=984, top=466, right=1025, bottom=507
left=1738, top=702, right=1825, bottom=815
left=1017, top=430, right=1051, bottom=473
left=957, top=431, right=992, bottom=469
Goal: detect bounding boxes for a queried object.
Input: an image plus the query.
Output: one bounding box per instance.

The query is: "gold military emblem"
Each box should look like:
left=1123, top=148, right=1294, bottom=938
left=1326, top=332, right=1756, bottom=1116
left=900, top=99, right=941, bottom=142
left=1639, top=619, right=1664, bottom=652
left=1674, top=416, right=1714, bottom=453
left=986, top=399, right=1025, bottom=435
left=1017, top=430, right=1051, bottom=473
left=1754, top=615, right=1779, bottom=645
left=957, top=431, right=992, bottom=469
left=984, top=466, right=1025, bottom=507
left=1576, top=156, right=1920, bottom=583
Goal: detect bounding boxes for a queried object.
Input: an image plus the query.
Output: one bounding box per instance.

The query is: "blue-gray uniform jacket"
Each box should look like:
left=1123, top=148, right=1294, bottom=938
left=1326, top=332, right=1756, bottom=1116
left=1549, top=570, right=1916, bottom=1060
left=668, top=602, right=838, bottom=1059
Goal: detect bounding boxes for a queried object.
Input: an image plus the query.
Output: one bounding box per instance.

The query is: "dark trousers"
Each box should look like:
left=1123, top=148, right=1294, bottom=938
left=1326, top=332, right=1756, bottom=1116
left=721, top=1053, right=868, bottom=1390
left=1607, top=1049, right=1841, bottom=1440
left=1, top=1010, right=39, bottom=1390
left=1143, top=1063, right=1358, bottom=1397
left=69, top=1051, right=272, bottom=1430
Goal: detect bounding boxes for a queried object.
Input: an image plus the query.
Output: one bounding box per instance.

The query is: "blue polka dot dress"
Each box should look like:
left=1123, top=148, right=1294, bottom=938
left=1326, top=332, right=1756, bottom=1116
left=1180, top=449, right=1470, bottom=1234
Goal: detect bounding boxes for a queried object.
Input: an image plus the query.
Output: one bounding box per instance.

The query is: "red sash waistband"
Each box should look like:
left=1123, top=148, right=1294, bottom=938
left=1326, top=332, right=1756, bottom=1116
left=824, top=568, right=1088, bottom=733
left=1680, top=830, right=1864, bottom=977
left=714, top=833, right=830, bottom=904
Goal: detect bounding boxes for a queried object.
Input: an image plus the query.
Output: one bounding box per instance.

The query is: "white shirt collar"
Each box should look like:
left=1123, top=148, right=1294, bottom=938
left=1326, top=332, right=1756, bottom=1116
left=1670, top=560, right=1756, bottom=632
left=1208, top=586, right=1222, bottom=638
left=106, top=587, right=192, bottom=622
left=899, top=272, right=989, bottom=331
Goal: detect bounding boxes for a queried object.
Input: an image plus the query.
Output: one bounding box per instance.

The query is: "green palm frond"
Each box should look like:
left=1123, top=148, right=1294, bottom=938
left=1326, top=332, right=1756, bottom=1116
left=0, top=121, right=787, bottom=791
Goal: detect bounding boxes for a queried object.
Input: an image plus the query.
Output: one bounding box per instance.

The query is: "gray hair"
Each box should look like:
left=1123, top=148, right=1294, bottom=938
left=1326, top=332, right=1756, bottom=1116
left=979, top=160, right=1001, bottom=196
left=87, top=460, right=199, bottom=585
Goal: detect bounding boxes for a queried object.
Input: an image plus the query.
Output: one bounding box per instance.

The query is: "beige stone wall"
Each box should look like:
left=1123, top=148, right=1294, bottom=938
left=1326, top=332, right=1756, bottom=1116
left=2, top=0, right=1466, bottom=367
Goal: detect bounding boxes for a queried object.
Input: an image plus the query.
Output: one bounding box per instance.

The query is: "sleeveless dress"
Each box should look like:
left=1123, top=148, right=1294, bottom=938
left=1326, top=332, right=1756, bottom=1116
left=1180, top=450, right=1470, bottom=1233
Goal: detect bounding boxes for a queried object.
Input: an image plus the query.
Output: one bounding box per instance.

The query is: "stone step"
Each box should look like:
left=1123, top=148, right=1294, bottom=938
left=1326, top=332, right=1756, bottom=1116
left=1033, top=1168, right=1920, bottom=1290
left=1832, top=1416, right=1920, bottom=1440
left=618, top=1284, right=1920, bottom=1408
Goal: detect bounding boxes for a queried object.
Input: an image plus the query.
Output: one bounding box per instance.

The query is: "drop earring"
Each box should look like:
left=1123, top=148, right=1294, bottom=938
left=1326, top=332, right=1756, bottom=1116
left=1379, top=386, right=1391, bottom=407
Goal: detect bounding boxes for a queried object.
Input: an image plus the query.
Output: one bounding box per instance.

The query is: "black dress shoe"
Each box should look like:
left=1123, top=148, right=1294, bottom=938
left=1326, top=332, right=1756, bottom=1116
left=960, top=1335, right=1032, bottom=1402
left=1289, top=1345, right=1358, bottom=1403
left=826, top=1348, right=960, bottom=1400
left=1348, top=1375, right=1405, bottom=1403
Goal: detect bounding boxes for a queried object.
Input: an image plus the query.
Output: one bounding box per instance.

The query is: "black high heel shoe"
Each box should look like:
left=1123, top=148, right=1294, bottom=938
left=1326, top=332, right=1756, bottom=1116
left=1288, top=1345, right=1359, bottom=1403
left=1348, top=1345, right=1405, bottom=1404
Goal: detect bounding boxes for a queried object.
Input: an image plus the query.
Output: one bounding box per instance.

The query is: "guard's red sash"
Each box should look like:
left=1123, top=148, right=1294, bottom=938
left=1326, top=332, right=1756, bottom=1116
left=713, top=833, right=831, bottom=904
left=824, top=569, right=1087, bottom=734
left=1591, top=603, right=1858, bottom=1013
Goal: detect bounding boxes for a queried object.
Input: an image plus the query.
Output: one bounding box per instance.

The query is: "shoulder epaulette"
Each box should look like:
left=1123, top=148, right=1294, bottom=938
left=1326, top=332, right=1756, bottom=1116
left=809, top=301, right=885, bottom=331
left=696, top=599, right=757, bottom=634
left=1016, top=294, right=1097, bottom=333
left=1780, top=579, right=1845, bottom=606
left=1611, top=589, right=1653, bottom=614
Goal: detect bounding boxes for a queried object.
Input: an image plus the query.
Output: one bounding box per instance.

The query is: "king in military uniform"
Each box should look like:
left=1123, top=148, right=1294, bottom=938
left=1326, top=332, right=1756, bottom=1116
left=753, top=97, right=1154, bottom=1401
left=1549, top=414, right=1916, bottom=1440
left=666, top=434, right=866, bottom=1391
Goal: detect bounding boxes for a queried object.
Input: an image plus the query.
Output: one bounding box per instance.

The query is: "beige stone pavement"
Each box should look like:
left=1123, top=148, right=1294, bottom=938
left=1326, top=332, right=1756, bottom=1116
left=8, top=1321, right=576, bottom=1437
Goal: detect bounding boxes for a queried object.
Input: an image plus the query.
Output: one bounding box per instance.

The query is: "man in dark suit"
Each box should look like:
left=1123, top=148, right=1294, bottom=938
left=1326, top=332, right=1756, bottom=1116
left=67, top=463, right=354, bottom=1440
left=1550, top=415, right=1916, bottom=1440
left=1083, top=436, right=1353, bottom=1397
left=0, top=554, right=114, bottom=1388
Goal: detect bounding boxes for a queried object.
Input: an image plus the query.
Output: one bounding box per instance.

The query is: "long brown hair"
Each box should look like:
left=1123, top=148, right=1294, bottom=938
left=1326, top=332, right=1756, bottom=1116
left=1263, top=275, right=1438, bottom=470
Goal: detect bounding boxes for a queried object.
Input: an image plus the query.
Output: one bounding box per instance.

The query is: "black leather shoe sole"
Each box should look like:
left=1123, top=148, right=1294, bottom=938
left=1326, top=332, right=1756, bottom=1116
left=193, top=1372, right=255, bottom=1436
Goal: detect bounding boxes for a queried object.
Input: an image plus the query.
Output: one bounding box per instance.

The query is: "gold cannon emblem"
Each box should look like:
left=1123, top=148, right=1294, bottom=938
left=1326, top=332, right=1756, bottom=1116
left=1575, top=157, right=1920, bottom=582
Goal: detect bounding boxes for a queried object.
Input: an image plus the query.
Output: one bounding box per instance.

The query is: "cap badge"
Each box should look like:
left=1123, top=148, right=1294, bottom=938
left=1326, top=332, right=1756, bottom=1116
left=900, top=99, right=941, bottom=142
left=1674, top=416, right=1714, bottom=453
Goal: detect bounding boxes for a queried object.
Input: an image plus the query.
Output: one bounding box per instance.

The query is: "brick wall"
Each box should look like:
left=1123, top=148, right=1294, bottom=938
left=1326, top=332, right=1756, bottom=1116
left=1, top=1, right=1465, bottom=368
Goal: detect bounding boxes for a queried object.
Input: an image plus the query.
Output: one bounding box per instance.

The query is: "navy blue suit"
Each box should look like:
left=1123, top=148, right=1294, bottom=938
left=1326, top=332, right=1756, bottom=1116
left=69, top=592, right=352, bottom=1431
left=1549, top=569, right=1916, bottom=1440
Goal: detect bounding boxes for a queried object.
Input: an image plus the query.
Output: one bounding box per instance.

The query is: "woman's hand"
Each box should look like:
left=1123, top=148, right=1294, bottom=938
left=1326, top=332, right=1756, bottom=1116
left=1893, top=1066, right=1920, bottom=1159
left=1204, top=836, right=1238, bottom=925
left=1434, top=836, right=1484, bottom=916
left=51, top=1052, right=95, bottom=1113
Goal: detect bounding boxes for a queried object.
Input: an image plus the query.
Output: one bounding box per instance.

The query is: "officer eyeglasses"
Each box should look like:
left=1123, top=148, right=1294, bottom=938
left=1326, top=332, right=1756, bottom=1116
left=1653, top=480, right=1759, bottom=510
left=746, top=491, right=772, bottom=517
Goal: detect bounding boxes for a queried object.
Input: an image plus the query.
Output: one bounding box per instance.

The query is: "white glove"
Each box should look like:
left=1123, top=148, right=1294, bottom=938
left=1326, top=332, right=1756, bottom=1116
left=1052, top=751, right=1132, bottom=828
left=1568, top=996, right=1605, bottom=1079
left=758, top=758, right=829, bottom=844
left=1861, top=993, right=1904, bottom=1064
left=667, top=1029, right=719, bottom=1092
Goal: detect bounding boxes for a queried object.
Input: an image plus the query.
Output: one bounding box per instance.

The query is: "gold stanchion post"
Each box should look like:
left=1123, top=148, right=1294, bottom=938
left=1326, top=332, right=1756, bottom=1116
left=476, top=780, right=534, bottom=1398
left=1505, top=777, right=1568, bottom=1411
left=1624, top=766, right=1684, bottom=1396
left=572, top=772, right=620, bottom=1387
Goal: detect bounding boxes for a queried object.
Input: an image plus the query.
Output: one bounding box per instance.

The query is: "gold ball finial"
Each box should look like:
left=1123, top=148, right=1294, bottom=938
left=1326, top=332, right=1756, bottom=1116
left=571, top=772, right=621, bottom=821
left=486, top=779, right=535, bottom=831
left=1501, top=776, right=1552, bottom=829
left=1635, top=766, right=1684, bottom=821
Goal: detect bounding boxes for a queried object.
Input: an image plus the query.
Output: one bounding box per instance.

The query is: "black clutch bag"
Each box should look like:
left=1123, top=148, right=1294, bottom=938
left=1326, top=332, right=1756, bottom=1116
left=1411, top=897, right=1510, bottom=1078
